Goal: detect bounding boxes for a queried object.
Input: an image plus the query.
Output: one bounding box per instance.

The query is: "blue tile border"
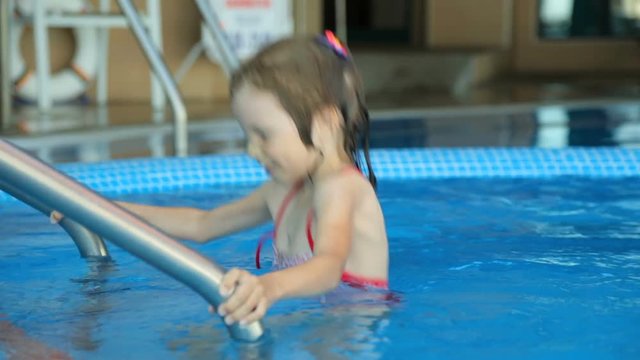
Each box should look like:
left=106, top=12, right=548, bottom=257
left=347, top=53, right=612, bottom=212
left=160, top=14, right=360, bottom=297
left=1, top=147, right=639, bottom=202
left=371, top=148, right=640, bottom=179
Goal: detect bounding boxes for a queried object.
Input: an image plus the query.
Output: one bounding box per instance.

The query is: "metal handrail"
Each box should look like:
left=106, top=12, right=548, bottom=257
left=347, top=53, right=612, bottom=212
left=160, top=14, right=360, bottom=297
left=193, top=0, right=241, bottom=75
left=1, top=0, right=11, bottom=131
left=116, top=0, right=188, bottom=157
left=0, top=179, right=110, bottom=258
left=1, top=2, right=261, bottom=340
left=0, top=139, right=264, bottom=341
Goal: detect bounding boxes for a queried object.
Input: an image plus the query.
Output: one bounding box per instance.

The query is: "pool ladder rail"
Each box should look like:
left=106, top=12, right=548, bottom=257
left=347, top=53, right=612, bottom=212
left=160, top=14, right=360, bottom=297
left=117, top=0, right=239, bottom=157
left=1, top=0, right=240, bottom=157
left=0, top=139, right=264, bottom=342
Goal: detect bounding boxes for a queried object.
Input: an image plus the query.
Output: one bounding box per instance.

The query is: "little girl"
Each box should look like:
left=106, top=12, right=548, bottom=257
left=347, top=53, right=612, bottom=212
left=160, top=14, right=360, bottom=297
left=58, top=31, right=389, bottom=326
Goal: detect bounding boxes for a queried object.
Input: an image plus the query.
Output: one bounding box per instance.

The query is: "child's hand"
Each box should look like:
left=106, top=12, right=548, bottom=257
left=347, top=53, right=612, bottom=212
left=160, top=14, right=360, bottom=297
left=50, top=211, right=64, bottom=224
left=211, top=268, right=273, bottom=325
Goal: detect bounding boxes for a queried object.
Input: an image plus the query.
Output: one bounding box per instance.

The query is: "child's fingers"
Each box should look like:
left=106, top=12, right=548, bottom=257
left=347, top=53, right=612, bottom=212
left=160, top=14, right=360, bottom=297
left=219, top=275, right=256, bottom=318
left=50, top=211, right=63, bottom=224
left=240, top=298, right=268, bottom=325
left=226, top=286, right=263, bottom=324
left=220, top=268, right=242, bottom=297
left=217, top=268, right=252, bottom=315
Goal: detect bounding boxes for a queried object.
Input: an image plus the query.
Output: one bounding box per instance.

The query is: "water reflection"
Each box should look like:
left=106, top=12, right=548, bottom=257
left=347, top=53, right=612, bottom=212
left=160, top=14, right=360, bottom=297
left=12, top=106, right=169, bottom=163
left=369, top=103, right=640, bottom=149
left=6, top=102, right=640, bottom=163
left=0, top=259, right=117, bottom=359
left=535, top=103, right=640, bottom=147
left=0, top=315, right=73, bottom=359
left=67, top=259, right=118, bottom=352
left=165, top=287, right=400, bottom=359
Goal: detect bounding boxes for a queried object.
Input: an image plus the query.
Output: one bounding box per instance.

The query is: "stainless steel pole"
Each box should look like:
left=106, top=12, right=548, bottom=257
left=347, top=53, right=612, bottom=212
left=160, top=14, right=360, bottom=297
left=1, top=0, right=13, bottom=131
left=116, top=0, right=188, bottom=157
left=0, top=139, right=264, bottom=342
left=0, top=179, right=111, bottom=258
left=193, top=0, right=240, bottom=75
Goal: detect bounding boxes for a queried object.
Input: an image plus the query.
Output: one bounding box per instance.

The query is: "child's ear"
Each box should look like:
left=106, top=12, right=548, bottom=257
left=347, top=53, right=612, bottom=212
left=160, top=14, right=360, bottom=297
left=317, top=106, right=342, bottom=131
left=310, top=106, right=342, bottom=146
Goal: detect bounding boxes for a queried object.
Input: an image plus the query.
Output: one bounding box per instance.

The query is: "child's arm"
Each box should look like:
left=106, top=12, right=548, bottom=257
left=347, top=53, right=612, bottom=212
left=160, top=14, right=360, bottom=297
left=116, top=182, right=272, bottom=243
left=215, top=178, right=356, bottom=325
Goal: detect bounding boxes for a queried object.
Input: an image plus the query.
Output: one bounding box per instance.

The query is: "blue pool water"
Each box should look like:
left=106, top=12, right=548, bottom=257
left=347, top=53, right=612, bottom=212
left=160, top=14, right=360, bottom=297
left=1, top=175, right=639, bottom=359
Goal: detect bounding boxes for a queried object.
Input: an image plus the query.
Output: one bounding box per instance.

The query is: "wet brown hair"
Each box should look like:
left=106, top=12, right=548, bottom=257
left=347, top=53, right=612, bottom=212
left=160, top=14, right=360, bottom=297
left=230, top=35, right=377, bottom=188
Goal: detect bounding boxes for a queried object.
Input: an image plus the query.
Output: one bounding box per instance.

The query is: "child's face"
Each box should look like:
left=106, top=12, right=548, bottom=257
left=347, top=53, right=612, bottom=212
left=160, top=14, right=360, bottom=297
left=232, top=84, right=316, bottom=184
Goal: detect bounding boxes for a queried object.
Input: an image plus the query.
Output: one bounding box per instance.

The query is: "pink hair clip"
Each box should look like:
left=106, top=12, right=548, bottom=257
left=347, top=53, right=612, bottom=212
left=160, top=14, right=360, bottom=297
left=318, top=30, right=349, bottom=59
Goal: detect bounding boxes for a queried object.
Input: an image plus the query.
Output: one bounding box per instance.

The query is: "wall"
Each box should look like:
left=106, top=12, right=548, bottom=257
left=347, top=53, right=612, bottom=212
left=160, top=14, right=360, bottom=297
left=426, top=0, right=513, bottom=49
left=511, top=0, right=640, bottom=73
left=17, top=0, right=638, bottom=105
left=16, top=0, right=322, bottom=103
left=423, top=0, right=640, bottom=74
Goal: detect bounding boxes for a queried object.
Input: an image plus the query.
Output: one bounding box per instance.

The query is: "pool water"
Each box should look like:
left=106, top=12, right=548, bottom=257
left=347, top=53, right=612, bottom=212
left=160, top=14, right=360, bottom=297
left=1, top=177, right=639, bottom=359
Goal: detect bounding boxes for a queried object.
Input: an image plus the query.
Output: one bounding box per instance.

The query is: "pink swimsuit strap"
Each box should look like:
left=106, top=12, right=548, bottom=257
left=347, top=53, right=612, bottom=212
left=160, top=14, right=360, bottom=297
left=255, top=166, right=388, bottom=289
left=256, top=181, right=309, bottom=269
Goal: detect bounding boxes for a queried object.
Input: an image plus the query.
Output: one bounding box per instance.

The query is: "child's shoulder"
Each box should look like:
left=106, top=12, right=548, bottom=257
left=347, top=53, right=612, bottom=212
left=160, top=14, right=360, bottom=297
left=261, top=180, right=292, bottom=202
left=315, top=167, right=376, bottom=203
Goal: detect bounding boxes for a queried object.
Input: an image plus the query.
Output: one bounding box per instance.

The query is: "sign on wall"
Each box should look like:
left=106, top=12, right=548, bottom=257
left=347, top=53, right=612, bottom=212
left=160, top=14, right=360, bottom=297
left=201, top=0, right=294, bottom=64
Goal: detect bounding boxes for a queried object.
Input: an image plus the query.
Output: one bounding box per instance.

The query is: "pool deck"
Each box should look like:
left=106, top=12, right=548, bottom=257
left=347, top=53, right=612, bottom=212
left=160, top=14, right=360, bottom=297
left=1, top=76, right=639, bottom=163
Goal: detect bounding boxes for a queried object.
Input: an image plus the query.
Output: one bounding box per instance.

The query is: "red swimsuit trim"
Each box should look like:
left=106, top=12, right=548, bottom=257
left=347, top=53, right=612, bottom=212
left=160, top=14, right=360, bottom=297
left=341, top=271, right=389, bottom=289
left=256, top=168, right=388, bottom=289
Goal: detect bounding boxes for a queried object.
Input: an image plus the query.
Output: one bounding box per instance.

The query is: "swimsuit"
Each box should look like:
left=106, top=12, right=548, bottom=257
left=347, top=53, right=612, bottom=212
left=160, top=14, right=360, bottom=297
left=255, top=171, right=388, bottom=290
